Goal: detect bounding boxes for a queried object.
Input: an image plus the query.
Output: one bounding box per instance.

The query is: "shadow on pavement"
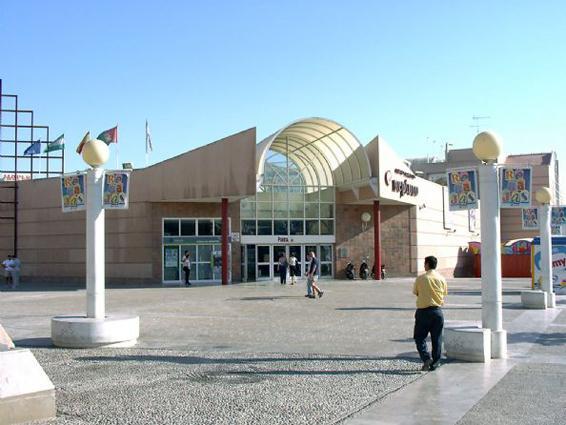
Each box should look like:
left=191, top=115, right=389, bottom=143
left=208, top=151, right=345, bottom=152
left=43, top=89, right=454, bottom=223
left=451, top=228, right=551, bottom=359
left=13, top=337, right=54, bottom=348
left=508, top=332, right=566, bottom=347
left=336, top=306, right=480, bottom=311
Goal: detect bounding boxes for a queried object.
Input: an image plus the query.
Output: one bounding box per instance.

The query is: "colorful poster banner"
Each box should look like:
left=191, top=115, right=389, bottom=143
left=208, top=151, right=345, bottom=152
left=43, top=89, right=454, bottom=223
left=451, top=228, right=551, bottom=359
left=499, top=167, right=532, bottom=208
left=103, top=171, right=130, bottom=209
left=552, top=206, right=566, bottom=226
left=532, top=237, right=566, bottom=289
left=522, top=207, right=538, bottom=230
left=446, top=169, right=478, bottom=211
left=61, top=174, right=86, bottom=212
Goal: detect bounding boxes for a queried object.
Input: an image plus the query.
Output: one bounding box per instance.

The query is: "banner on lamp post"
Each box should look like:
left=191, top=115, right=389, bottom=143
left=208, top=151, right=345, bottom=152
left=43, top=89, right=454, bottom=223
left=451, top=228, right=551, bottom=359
left=499, top=167, right=532, bottom=208
left=61, top=173, right=87, bottom=212
left=103, top=170, right=130, bottom=209
left=522, top=207, right=539, bottom=230
left=446, top=168, right=479, bottom=211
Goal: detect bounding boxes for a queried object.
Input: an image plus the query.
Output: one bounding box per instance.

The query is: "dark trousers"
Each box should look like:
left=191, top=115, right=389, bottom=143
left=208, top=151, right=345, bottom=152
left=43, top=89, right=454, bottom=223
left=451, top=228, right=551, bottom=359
left=183, top=267, right=191, bottom=284
left=279, top=266, right=287, bottom=284
left=414, top=307, right=444, bottom=364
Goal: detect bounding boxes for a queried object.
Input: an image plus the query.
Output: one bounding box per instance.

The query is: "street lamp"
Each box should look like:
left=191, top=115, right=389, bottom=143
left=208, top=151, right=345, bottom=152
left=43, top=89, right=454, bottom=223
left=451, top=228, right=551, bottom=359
left=473, top=131, right=507, bottom=359
left=535, top=187, right=556, bottom=308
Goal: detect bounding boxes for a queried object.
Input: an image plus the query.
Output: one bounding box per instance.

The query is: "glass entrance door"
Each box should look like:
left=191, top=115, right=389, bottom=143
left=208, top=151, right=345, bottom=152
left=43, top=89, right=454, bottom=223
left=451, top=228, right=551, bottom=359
left=256, top=245, right=271, bottom=280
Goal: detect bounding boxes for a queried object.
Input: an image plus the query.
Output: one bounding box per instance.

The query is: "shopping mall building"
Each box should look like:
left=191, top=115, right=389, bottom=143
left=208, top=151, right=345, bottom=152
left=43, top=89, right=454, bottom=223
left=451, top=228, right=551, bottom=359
left=1, top=118, right=480, bottom=285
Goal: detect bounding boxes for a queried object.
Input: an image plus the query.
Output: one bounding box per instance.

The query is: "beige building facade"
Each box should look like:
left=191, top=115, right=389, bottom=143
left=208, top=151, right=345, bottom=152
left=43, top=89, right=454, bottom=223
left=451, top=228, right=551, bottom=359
left=0, top=118, right=480, bottom=285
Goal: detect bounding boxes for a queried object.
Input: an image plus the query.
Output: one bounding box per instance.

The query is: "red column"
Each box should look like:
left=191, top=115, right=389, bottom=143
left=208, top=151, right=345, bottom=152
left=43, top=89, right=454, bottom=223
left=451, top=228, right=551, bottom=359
left=221, top=198, right=229, bottom=285
left=373, top=200, right=381, bottom=280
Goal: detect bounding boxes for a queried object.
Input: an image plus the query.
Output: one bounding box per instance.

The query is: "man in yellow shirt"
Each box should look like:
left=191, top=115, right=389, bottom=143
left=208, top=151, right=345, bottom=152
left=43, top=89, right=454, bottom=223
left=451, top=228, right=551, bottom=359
left=412, top=256, right=448, bottom=371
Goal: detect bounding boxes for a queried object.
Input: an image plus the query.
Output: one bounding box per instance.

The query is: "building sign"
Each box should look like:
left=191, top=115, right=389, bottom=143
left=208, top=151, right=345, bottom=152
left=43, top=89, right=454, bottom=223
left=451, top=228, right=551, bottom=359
left=384, top=169, right=419, bottom=198
left=499, top=167, right=532, bottom=208
left=163, top=236, right=223, bottom=244
left=103, top=171, right=130, bottom=209
left=522, top=207, right=538, bottom=230
left=447, top=169, right=478, bottom=211
left=0, top=173, right=32, bottom=181
left=61, top=173, right=86, bottom=213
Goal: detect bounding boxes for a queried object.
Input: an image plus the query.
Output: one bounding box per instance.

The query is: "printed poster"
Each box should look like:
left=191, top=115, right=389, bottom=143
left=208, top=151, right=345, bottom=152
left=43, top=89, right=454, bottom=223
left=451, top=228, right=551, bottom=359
left=103, top=171, right=130, bottom=209
left=499, top=167, right=532, bottom=208
left=61, top=173, right=86, bottom=212
left=522, top=207, right=538, bottom=230
left=532, top=237, right=566, bottom=289
left=447, top=169, right=478, bottom=211
left=552, top=206, right=566, bottom=226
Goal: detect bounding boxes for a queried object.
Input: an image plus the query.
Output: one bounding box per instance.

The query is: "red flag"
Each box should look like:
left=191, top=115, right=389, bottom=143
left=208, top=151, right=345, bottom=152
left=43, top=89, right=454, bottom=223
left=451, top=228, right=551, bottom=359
left=97, top=126, right=118, bottom=145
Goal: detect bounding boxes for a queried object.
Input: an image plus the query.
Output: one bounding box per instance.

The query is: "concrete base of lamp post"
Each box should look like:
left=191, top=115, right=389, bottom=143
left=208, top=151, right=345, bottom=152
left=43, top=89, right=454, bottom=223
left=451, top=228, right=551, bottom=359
left=491, top=330, right=507, bottom=359
left=546, top=292, right=556, bottom=308
left=444, top=326, right=492, bottom=362
left=521, top=290, right=547, bottom=309
left=51, top=315, right=139, bottom=348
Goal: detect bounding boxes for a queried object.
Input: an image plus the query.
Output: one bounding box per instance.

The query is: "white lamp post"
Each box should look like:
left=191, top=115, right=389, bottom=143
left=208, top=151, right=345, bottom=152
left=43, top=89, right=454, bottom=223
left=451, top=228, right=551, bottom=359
left=473, top=131, right=507, bottom=359
left=536, top=187, right=556, bottom=308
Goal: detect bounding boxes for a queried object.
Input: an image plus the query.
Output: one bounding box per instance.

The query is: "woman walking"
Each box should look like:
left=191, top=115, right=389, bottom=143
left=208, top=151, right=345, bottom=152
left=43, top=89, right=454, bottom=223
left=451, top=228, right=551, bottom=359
left=278, top=253, right=288, bottom=285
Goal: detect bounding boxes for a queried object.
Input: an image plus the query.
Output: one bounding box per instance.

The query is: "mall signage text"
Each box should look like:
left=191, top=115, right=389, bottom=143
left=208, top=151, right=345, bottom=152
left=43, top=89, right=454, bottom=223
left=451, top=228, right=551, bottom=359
left=384, top=169, right=419, bottom=198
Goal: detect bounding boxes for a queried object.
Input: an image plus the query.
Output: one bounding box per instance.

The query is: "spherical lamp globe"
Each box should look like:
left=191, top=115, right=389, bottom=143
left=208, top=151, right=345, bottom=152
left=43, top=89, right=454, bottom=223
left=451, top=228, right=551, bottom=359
left=535, top=187, right=552, bottom=205
left=472, top=131, right=502, bottom=162
left=361, top=212, right=372, bottom=223
left=82, top=139, right=110, bottom=168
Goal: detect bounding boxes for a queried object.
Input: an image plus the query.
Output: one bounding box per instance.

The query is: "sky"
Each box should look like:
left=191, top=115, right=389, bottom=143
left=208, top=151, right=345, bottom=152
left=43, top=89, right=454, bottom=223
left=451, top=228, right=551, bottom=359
left=1, top=0, right=565, bottom=195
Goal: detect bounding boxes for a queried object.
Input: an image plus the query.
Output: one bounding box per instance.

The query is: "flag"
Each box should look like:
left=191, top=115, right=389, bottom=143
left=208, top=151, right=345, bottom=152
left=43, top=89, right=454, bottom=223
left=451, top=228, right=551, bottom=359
left=97, top=126, right=118, bottom=145
left=145, top=120, right=153, bottom=154
left=44, top=134, right=65, bottom=153
left=24, top=140, right=41, bottom=156
left=76, top=131, right=91, bottom=154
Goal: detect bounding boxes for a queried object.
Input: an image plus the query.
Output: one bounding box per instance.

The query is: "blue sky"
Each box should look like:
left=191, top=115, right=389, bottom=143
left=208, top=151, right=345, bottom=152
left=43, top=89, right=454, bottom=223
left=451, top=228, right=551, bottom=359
left=1, top=1, right=565, bottom=194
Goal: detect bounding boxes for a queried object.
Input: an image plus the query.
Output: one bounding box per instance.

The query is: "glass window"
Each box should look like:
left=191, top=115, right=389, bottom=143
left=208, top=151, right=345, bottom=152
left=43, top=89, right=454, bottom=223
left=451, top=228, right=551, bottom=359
left=290, top=220, right=304, bottom=235
left=180, top=244, right=197, bottom=261
left=214, top=219, right=223, bottom=236
left=256, top=191, right=271, bottom=202
left=257, top=220, right=273, bottom=235
left=257, top=246, right=270, bottom=262
left=163, top=219, right=179, bottom=236
left=320, top=220, right=334, bottom=235
left=320, top=245, right=333, bottom=262
left=289, top=201, right=304, bottom=218
left=273, top=202, right=288, bottom=218
left=320, top=203, right=334, bottom=218
left=274, top=220, right=288, bottom=235
left=163, top=246, right=179, bottom=280
left=306, top=220, right=319, bottom=235
left=321, top=263, right=332, bottom=277
left=198, top=219, right=213, bottom=236
left=180, top=219, right=196, bottom=236
left=242, top=220, right=256, bottom=235
left=240, top=200, right=255, bottom=219
left=320, top=187, right=335, bottom=202
left=257, top=264, right=270, bottom=278
left=198, top=244, right=212, bottom=262
left=305, top=203, right=319, bottom=218
left=198, top=263, right=213, bottom=280
left=272, top=188, right=288, bottom=201
left=305, top=189, right=319, bottom=202
left=257, top=202, right=272, bottom=219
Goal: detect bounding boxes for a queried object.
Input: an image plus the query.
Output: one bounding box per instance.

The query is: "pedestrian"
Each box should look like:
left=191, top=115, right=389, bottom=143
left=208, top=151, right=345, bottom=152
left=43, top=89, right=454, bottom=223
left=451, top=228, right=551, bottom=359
left=9, top=254, right=21, bottom=289
left=278, top=252, right=288, bottom=285
left=182, top=251, right=191, bottom=286
left=288, top=252, right=298, bottom=285
left=413, top=255, right=448, bottom=371
left=305, top=251, right=323, bottom=299
left=2, top=255, right=12, bottom=287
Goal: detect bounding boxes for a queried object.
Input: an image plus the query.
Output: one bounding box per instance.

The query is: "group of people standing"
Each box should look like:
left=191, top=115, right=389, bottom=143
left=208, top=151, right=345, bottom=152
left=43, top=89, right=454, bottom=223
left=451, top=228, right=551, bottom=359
left=277, top=251, right=324, bottom=299
left=2, top=254, right=21, bottom=289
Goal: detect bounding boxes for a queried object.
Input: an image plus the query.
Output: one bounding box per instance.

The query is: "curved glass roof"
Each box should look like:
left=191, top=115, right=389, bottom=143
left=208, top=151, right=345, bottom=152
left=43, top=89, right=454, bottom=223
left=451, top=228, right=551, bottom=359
left=256, top=117, right=372, bottom=187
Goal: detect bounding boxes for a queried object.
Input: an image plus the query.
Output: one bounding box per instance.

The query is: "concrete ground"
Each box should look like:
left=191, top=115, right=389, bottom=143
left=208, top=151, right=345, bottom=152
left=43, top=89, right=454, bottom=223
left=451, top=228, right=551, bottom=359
left=0, top=277, right=564, bottom=424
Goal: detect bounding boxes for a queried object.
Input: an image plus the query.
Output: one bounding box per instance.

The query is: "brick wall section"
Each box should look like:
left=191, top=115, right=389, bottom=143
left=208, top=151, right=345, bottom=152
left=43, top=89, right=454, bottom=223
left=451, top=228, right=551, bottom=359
left=335, top=204, right=411, bottom=278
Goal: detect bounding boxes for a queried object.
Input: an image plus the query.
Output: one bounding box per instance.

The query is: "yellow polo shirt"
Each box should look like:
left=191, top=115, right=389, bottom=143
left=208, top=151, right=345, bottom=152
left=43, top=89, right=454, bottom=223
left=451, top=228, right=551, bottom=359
left=413, top=270, right=448, bottom=309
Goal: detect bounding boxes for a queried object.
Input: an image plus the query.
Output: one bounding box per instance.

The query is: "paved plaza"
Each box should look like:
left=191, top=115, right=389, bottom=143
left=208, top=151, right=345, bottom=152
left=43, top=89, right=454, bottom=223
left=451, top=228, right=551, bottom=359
left=1, top=277, right=565, bottom=424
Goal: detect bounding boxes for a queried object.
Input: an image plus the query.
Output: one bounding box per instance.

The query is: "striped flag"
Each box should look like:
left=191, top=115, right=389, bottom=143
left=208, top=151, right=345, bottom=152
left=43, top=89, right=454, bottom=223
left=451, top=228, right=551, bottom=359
left=145, top=120, right=153, bottom=154
left=76, top=131, right=91, bottom=154
left=97, top=126, right=118, bottom=145
left=44, top=134, right=65, bottom=153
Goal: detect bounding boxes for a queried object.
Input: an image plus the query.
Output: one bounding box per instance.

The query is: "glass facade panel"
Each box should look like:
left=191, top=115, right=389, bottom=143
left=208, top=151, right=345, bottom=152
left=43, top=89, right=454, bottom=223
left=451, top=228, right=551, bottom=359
left=256, top=191, right=271, bottom=202
left=257, top=264, right=270, bottom=279
left=242, top=220, right=256, bottom=235
left=305, top=203, right=319, bottom=218
left=320, top=220, right=334, bottom=235
left=273, top=202, right=288, bottom=218
left=214, top=219, right=222, bottom=236
left=257, top=220, right=272, bottom=235
left=272, top=188, right=288, bottom=201
left=198, top=244, right=212, bottom=263
left=180, top=219, right=196, bottom=236
left=198, top=220, right=213, bottom=236
left=321, top=263, right=332, bottom=277
left=257, top=202, right=272, bottom=219
left=306, top=220, right=319, bottom=235
left=320, top=245, right=333, bottom=262
left=290, top=220, right=304, bottom=235
left=164, top=219, right=179, bottom=236
left=198, top=263, right=213, bottom=280
left=274, top=220, right=288, bottom=235
left=240, top=199, right=255, bottom=218
left=163, top=246, right=179, bottom=280
left=320, top=187, right=335, bottom=202
left=320, top=203, right=334, bottom=218
left=257, top=246, right=270, bottom=262
left=305, top=189, right=319, bottom=202
left=289, top=201, right=304, bottom=218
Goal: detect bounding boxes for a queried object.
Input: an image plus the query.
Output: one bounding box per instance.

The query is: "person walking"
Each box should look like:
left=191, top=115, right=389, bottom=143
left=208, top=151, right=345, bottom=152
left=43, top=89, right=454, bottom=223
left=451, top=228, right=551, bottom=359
left=182, top=251, right=192, bottom=286
left=278, top=253, right=288, bottom=285
left=413, top=255, right=447, bottom=371
left=306, top=251, right=323, bottom=299
left=2, top=255, right=12, bottom=287
left=288, top=252, right=298, bottom=285
left=9, top=254, right=21, bottom=289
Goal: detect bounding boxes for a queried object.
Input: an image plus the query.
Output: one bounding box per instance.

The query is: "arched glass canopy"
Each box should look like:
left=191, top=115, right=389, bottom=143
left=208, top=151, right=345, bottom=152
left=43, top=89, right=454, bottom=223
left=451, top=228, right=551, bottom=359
left=256, top=118, right=372, bottom=188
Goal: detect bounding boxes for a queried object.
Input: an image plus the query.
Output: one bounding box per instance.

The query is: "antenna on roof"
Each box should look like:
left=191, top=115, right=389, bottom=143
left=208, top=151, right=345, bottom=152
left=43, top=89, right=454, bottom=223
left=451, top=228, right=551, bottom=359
left=470, top=115, right=491, bottom=134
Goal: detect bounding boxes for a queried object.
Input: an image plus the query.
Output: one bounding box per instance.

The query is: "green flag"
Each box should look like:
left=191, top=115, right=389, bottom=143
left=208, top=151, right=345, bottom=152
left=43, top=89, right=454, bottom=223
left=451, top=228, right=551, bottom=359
left=44, top=134, right=65, bottom=153
left=97, top=126, right=118, bottom=145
